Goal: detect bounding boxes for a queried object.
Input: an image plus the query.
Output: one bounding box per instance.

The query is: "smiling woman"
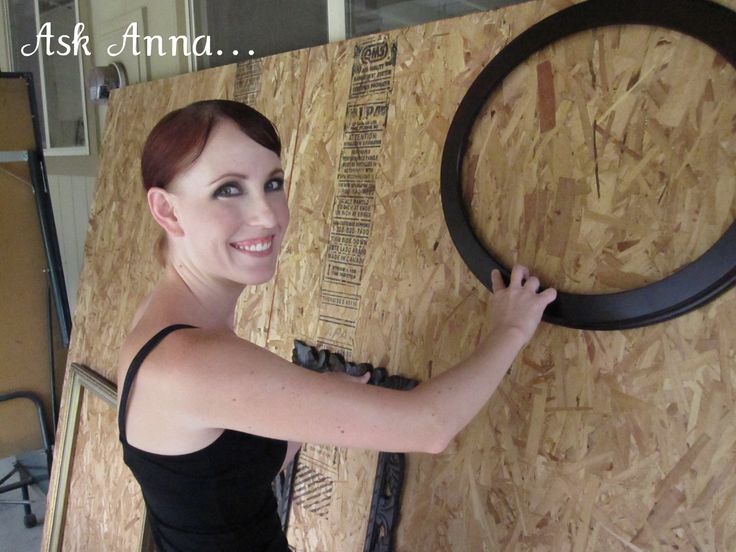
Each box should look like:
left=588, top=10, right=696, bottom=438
left=117, top=99, right=556, bottom=551
left=140, top=100, right=285, bottom=269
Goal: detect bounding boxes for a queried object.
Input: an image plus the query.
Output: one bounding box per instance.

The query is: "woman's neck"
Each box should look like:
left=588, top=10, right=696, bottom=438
left=158, top=262, right=244, bottom=332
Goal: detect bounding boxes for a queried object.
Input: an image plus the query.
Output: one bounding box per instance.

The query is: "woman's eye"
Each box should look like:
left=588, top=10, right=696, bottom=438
left=215, top=182, right=241, bottom=197
left=267, top=177, right=285, bottom=192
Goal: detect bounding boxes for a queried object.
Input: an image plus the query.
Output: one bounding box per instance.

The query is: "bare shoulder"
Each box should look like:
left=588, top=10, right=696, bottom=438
left=156, top=328, right=285, bottom=396
left=138, top=326, right=256, bottom=375
left=118, top=324, right=213, bottom=379
left=117, top=323, right=227, bottom=454
left=120, top=323, right=444, bottom=453
left=119, top=326, right=263, bottom=400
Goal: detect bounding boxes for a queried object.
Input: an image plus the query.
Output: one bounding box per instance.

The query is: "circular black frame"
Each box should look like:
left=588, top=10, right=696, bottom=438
left=441, top=0, right=736, bottom=331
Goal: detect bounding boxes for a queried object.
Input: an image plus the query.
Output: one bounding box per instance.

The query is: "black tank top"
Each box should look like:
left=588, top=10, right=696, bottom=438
left=118, top=324, right=290, bottom=551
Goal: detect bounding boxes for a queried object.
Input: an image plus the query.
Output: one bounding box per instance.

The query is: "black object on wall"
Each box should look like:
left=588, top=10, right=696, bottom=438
left=278, top=339, right=418, bottom=552
left=440, top=0, right=736, bottom=330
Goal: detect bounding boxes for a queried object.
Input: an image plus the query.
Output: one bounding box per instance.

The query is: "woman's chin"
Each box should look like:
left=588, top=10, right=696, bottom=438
left=232, top=264, right=278, bottom=286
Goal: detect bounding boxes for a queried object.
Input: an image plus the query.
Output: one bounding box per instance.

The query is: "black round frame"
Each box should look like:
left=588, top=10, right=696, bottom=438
left=440, top=0, right=736, bottom=331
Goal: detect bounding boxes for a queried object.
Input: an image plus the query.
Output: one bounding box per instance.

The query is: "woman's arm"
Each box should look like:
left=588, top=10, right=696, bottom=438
left=152, top=265, right=555, bottom=454
left=277, top=373, right=367, bottom=472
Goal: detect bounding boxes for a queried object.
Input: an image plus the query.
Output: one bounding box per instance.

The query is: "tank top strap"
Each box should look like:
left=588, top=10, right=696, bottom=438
left=118, top=324, right=198, bottom=444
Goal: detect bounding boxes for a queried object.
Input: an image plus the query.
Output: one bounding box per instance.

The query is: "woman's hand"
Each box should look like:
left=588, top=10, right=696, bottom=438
left=488, top=265, right=557, bottom=345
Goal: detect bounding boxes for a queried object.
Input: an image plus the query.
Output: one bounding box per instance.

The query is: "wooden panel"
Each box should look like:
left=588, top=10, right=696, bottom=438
left=45, top=0, right=736, bottom=550
left=270, top=2, right=736, bottom=550
left=465, top=22, right=736, bottom=293
left=59, top=388, right=135, bottom=550
left=272, top=36, right=395, bottom=550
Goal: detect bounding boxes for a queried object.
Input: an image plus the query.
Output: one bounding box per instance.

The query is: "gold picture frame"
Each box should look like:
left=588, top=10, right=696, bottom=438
left=43, top=362, right=153, bottom=551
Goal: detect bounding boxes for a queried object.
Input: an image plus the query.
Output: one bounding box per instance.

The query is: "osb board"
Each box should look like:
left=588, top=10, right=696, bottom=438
left=42, top=51, right=308, bottom=550
left=59, top=388, right=138, bottom=550
left=0, top=77, right=57, bottom=456
left=44, top=0, right=736, bottom=551
left=266, top=1, right=736, bottom=551
left=465, top=18, right=736, bottom=293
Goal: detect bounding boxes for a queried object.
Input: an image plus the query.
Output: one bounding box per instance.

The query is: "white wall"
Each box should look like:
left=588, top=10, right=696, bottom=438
left=86, top=0, right=188, bottom=142
left=47, top=174, right=96, bottom=315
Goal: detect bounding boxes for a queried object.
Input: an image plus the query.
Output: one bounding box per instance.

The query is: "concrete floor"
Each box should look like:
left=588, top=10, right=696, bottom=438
left=0, top=455, right=47, bottom=551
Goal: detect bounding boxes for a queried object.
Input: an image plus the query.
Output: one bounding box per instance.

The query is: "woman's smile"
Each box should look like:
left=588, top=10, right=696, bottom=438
left=230, top=235, right=275, bottom=256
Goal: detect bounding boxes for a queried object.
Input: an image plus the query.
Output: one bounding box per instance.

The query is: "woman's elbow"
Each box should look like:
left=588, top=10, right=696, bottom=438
left=418, top=414, right=451, bottom=454
left=424, top=436, right=449, bottom=454
left=409, top=389, right=451, bottom=454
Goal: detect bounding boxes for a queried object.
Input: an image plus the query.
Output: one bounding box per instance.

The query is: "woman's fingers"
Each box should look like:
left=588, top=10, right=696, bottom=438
left=510, top=265, right=529, bottom=287
left=490, top=269, right=505, bottom=293
left=539, top=287, right=557, bottom=303
left=493, top=265, right=557, bottom=304
left=331, top=371, right=371, bottom=384
left=525, top=276, right=540, bottom=292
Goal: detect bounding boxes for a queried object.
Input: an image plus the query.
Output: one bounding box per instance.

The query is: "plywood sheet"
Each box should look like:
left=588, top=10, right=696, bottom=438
left=45, top=0, right=736, bottom=550
left=59, top=389, right=137, bottom=550
left=268, top=1, right=736, bottom=550
left=465, top=21, right=736, bottom=293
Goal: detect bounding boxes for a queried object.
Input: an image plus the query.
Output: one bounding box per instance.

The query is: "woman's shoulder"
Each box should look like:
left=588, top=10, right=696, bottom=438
left=117, top=291, right=202, bottom=386
left=117, top=313, right=246, bottom=392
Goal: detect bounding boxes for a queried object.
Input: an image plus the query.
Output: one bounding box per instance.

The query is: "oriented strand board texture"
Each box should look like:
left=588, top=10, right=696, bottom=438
left=59, top=389, right=137, bottom=551
left=464, top=20, right=736, bottom=293
left=268, top=1, right=736, bottom=551
left=47, top=0, right=735, bottom=550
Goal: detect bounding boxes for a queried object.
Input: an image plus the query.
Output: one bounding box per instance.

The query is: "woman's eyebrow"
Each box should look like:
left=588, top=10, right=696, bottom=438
left=207, top=168, right=284, bottom=186
left=208, top=172, right=247, bottom=186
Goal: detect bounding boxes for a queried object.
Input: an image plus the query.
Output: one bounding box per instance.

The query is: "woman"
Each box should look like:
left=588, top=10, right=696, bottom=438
left=117, top=99, right=557, bottom=551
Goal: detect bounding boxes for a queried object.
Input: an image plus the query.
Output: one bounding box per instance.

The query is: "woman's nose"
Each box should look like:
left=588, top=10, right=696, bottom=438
left=245, top=193, right=278, bottom=227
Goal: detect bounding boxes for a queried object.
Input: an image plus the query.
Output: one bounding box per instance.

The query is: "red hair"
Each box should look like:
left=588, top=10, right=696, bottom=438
left=140, top=100, right=282, bottom=265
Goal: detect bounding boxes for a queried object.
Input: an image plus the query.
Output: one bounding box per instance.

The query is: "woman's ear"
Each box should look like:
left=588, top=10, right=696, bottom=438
left=147, top=187, right=184, bottom=237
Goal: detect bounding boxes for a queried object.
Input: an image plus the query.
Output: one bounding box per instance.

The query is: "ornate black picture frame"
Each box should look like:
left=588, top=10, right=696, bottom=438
left=440, top=0, right=736, bottom=330
left=273, top=340, right=418, bottom=551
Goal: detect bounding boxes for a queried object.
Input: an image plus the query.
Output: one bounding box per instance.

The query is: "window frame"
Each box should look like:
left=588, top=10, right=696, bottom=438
left=2, top=0, right=90, bottom=157
left=184, top=0, right=347, bottom=73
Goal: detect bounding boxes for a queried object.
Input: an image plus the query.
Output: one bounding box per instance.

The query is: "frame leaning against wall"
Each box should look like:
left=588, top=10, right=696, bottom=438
left=43, top=363, right=153, bottom=552
left=275, top=339, right=418, bottom=552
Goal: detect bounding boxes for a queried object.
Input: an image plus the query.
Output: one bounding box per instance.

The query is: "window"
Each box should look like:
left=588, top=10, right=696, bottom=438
left=187, top=0, right=526, bottom=71
left=188, top=0, right=329, bottom=70
left=346, top=0, right=524, bottom=37
left=5, top=0, right=89, bottom=155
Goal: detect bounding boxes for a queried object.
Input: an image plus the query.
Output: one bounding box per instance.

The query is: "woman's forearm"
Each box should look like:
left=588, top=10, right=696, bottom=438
left=414, top=327, right=527, bottom=451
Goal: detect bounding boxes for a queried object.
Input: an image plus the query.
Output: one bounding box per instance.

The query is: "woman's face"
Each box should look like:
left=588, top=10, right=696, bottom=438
left=165, top=118, right=290, bottom=286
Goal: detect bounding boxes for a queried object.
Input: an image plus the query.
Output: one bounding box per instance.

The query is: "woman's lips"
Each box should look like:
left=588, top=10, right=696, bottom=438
left=230, top=235, right=274, bottom=257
